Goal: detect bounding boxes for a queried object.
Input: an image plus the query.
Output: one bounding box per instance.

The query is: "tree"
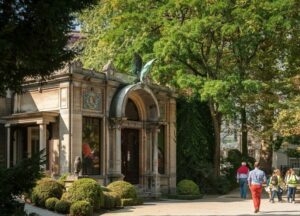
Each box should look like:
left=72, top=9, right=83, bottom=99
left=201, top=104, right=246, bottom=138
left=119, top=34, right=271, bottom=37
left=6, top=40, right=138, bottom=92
left=78, top=0, right=299, bottom=176
left=274, top=77, right=300, bottom=136
left=0, top=151, right=45, bottom=215
left=0, top=0, right=96, bottom=95
left=176, top=96, right=215, bottom=190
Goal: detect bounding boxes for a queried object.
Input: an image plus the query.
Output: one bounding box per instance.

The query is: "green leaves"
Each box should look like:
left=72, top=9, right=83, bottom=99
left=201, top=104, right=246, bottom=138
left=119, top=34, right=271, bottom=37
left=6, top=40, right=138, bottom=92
left=0, top=0, right=96, bottom=94
left=78, top=0, right=300, bottom=172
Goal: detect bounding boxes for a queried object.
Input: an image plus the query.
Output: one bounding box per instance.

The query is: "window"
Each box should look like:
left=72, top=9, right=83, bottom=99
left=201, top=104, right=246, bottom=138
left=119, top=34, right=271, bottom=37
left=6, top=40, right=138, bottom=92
left=158, top=125, right=165, bottom=174
left=125, top=99, right=139, bottom=121
left=289, top=158, right=300, bottom=168
left=82, top=117, right=101, bottom=175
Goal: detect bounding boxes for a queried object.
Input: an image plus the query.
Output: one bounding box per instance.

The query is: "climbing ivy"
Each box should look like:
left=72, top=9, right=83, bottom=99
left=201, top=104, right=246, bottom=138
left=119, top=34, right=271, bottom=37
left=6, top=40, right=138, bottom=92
left=176, top=96, right=215, bottom=192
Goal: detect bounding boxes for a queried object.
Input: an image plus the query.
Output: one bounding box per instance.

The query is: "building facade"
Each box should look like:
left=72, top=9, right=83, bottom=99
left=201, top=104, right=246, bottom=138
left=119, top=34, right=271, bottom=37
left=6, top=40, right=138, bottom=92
left=0, top=61, right=177, bottom=196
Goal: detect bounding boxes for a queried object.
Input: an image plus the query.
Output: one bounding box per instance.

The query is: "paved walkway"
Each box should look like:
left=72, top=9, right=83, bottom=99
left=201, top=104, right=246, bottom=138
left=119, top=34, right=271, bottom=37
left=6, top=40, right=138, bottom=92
left=25, top=189, right=300, bottom=216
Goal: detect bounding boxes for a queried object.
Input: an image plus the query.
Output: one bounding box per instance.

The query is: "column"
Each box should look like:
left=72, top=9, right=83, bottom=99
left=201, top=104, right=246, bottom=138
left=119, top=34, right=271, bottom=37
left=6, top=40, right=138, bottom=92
left=152, top=127, right=161, bottom=196
left=115, top=127, right=122, bottom=174
left=39, top=122, right=47, bottom=170
left=5, top=124, right=10, bottom=168
left=108, top=119, right=124, bottom=182
left=39, top=122, right=47, bottom=152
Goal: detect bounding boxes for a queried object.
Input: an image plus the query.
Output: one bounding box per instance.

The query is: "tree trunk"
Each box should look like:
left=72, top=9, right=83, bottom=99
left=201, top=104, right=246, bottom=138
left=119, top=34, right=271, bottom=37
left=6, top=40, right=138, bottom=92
left=241, top=107, right=248, bottom=157
left=259, top=135, right=273, bottom=175
left=208, top=100, right=222, bottom=177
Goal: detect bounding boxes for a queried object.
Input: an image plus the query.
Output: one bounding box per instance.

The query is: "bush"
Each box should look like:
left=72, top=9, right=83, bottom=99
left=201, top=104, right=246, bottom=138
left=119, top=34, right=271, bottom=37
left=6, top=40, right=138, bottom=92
left=214, top=176, right=232, bottom=194
left=0, top=150, right=44, bottom=215
left=121, top=198, right=136, bottom=206
left=107, top=181, right=137, bottom=199
left=45, top=197, right=59, bottom=211
left=166, top=194, right=203, bottom=200
left=177, top=179, right=200, bottom=195
left=58, top=173, right=70, bottom=185
left=103, top=191, right=121, bottom=209
left=55, top=200, right=71, bottom=214
left=101, top=186, right=111, bottom=192
left=103, top=192, right=115, bottom=209
left=111, top=192, right=122, bottom=207
left=70, top=200, right=93, bottom=216
left=31, top=178, right=64, bottom=207
left=63, top=178, right=103, bottom=210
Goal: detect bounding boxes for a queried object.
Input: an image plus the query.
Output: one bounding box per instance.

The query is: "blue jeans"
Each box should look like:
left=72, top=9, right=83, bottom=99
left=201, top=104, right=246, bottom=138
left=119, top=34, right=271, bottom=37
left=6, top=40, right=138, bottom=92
left=287, top=187, right=296, bottom=201
left=239, top=178, right=248, bottom=198
left=271, top=188, right=282, bottom=201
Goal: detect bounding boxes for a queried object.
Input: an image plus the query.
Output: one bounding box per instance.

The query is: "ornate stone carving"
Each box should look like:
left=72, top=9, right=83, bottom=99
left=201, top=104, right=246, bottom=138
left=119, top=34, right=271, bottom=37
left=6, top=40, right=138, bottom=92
left=83, top=90, right=101, bottom=111
left=102, top=60, right=116, bottom=77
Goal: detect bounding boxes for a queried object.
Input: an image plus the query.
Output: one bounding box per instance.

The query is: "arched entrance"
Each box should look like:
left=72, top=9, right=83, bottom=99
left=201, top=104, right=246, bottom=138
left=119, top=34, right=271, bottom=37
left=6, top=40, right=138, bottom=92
left=110, top=83, right=160, bottom=185
left=121, top=99, right=140, bottom=184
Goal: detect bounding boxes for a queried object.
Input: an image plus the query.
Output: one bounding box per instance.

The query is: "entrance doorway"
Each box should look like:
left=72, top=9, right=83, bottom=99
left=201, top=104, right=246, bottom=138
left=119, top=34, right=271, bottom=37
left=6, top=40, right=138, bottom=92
left=121, top=129, right=139, bottom=184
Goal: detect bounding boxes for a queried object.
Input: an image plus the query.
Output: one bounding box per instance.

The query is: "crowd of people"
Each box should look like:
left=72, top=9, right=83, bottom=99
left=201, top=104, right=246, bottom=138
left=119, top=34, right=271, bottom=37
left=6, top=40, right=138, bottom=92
left=236, top=162, right=299, bottom=213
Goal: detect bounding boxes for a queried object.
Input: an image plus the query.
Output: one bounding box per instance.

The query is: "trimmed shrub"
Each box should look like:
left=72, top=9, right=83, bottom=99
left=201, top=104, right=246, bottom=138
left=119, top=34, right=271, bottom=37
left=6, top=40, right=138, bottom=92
left=111, top=192, right=122, bottom=207
left=166, top=194, right=203, bottom=200
left=45, top=197, right=59, bottom=211
left=31, top=178, right=64, bottom=207
left=101, top=186, right=110, bottom=192
left=121, top=198, right=135, bottom=206
left=64, top=178, right=103, bottom=210
left=107, top=181, right=137, bottom=199
left=177, top=179, right=200, bottom=195
left=121, top=197, right=143, bottom=206
left=58, top=173, right=70, bottom=185
left=103, top=191, right=121, bottom=209
left=103, top=192, right=115, bottom=209
left=55, top=200, right=71, bottom=214
left=70, top=200, right=93, bottom=216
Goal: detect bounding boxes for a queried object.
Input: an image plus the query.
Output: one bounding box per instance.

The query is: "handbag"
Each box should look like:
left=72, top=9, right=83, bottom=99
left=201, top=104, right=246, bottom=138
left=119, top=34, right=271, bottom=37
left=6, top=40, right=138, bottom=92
left=264, top=186, right=270, bottom=193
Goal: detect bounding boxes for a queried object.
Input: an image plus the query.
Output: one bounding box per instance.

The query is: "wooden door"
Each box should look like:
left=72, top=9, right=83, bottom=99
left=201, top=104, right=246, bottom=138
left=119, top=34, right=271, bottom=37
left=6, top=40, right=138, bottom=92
left=121, top=129, right=139, bottom=184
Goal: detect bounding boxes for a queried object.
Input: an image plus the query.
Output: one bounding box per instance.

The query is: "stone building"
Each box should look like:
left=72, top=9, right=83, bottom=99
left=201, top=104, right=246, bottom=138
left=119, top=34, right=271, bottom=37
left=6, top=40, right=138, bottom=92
left=0, top=61, right=177, bottom=196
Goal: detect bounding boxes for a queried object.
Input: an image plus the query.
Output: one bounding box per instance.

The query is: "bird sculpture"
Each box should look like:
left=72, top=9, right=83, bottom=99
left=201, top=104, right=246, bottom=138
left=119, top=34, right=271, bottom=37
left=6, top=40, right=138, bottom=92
left=131, top=53, right=156, bottom=83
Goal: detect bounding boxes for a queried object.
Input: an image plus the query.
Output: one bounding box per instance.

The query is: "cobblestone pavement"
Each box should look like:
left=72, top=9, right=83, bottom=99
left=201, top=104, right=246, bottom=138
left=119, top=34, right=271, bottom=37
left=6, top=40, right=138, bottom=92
left=25, top=189, right=300, bottom=216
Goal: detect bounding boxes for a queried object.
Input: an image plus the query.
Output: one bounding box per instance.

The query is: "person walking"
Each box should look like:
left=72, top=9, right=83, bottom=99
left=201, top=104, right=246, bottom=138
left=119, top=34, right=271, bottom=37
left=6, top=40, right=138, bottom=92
left=286, top=168, right=299, bottom=203
left=265, top=174, right=272, bottom=202
left=248, top=162, right=266, bottom=213
left=237, top=161, right=249, bottom=199
left=269, top=169, right=284, bottom=203
left=284, top=169, right=291, bottom=199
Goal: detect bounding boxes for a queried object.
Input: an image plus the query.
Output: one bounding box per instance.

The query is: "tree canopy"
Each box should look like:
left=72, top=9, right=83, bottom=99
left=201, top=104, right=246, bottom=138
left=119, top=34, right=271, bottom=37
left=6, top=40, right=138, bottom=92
left=0, top=0, right=96, bottom=95
left=78, top=0, right=300, bottom=174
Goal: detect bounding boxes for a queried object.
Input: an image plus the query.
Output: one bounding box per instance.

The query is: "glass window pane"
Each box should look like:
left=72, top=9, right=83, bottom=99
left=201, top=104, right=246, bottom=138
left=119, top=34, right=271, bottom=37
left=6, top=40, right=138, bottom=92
left=82, top=117, right=101, bottom=175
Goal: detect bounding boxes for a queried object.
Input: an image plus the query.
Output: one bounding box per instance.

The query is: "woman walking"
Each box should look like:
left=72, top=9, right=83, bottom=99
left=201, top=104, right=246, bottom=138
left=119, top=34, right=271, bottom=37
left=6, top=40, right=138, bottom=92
left=269, top=169, right=284, bottom=203
left=286, top=168, right=299, bottom=203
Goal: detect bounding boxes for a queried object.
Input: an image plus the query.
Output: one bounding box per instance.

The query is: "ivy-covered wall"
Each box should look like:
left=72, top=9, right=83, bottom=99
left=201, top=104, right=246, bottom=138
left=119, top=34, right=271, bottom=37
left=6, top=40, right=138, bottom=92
left=176, top=97, right=215, bottom=191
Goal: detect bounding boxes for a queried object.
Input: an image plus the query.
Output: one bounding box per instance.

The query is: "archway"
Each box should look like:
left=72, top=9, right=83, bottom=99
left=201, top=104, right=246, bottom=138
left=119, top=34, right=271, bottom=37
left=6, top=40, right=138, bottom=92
left=110, top=83, right=160, bottom=184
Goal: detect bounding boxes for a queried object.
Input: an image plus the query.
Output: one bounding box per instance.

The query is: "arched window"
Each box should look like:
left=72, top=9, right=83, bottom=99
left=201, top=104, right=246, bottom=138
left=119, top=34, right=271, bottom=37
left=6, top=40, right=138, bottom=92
left=125, top=99, right=139, bottom=121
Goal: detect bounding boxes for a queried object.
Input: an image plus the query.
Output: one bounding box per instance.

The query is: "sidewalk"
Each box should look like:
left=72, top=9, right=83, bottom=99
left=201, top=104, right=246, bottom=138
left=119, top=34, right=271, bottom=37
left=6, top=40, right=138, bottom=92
left=101, top=188, right=300, bottom=216
left=25, top=188, right=300, bottom=216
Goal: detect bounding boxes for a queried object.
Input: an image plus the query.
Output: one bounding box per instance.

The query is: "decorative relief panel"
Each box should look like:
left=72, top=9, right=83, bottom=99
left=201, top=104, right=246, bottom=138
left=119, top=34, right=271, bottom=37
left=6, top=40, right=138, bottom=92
left=82, top=89, right=102, bottom=112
